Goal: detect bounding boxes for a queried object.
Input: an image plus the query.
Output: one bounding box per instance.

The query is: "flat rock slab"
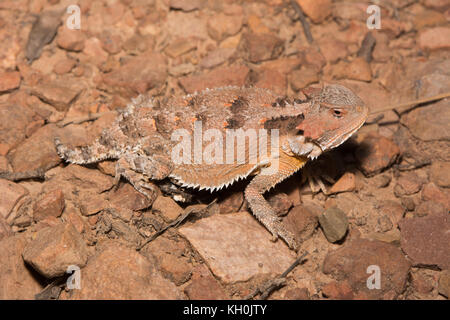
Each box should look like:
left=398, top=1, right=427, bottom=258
left=179, top=211, right=296, bottom=283
left=399, top=213, right=450, bottom=269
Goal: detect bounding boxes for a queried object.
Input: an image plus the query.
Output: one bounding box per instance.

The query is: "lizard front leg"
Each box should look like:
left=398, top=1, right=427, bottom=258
left=245, top=153, right=307, bottom=250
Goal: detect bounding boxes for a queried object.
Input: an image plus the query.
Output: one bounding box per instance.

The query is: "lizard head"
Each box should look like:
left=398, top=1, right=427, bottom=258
left=287, top=84, right=368, bottom=160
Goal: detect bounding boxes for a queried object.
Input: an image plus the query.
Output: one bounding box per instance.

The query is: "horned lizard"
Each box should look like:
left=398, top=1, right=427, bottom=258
left=55, top=84, right=368, bottom=250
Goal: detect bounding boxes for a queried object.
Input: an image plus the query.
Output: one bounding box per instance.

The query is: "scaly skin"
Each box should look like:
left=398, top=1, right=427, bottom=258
left=56, top=84, right=369, bottom=250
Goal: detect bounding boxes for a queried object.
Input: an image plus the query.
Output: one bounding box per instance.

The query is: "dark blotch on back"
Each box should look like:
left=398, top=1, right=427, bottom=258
left=264, top=114, right=304, bottom=134
left=230, top=96, right=248, bottom=114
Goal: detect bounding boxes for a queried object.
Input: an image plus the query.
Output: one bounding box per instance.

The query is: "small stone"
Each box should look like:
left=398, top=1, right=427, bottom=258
left=199, top=48, right=235, bottom=69
left=102, top=53, right=167, bottom=98
left=318, top=206, right=348, bottom=243
left=184, top=264, right=228, bottom=299
left=378, top=200, right=405, bottom=226
left=179, top=65, right=249, bottom=94
left=79, top=193, right=108, bottom=216
left=401, top=197, right=415, bottom=211
left=399, top=212, right=449, bottom=269
left=82, top=37, right=108, bottom=67
left=332, top=57, right=372, bottom=82
left=323, top=238, right=410, bottom=299
left=0, top=179, right=28, bottom=219
left=30, top=82, right=82, bottom=111
left=418, top=27, right=450, bottom=51
left=0, top=103, right=35, bottom=152
left=33, top=189, right=65, bottom=222
left=8, top=124, right=61, bottom=172
left=168, top=63, right=196, bottom=77
left=371, top=174, right=391, bottom=188
left=411, top=272, right=433, bottom=294
left=377, top=215, right=393, bottom=233
left=207, top=13, right=243, bottom=42
left=165, top=37, right=197, bottom=58
left=289, top=67, right=319, bottom=91
left=401, top=100, right=450, bottom=141
left=179, top=212, right=296, bottom=283
left=430, top=161, right=450, bottom=188
left=296, top=0, right=332, bottom=24
left=355, top=132, right=400, bottom=176
left=110, top=183, right=153, bottom=211
left=322, top=280, right=354, bottom=300
left=268, top=192, right=293, bottom=216
left=240, top=32, right=284, bottom=63
left=97, top=160, right=116, bottom=176
left=56, top=27, right=85, bottom=51
left=365, top=229, right=401, bottom=245
left=0, top=71, right=21, bottom=92
left=285, top=204, right=318, bottom=242
left=394, top=172, right=423, bottom=197
left=329, top=172, right=356, bottom=194
left=282, top=287, right=310, bottom=300
left=438, top=270, right=450, bottom=298
left=415, top=200, right=446, bottom=217
left=65, top=241, right=183, bottom=299
left=262, top=57, right=303, bottom=75
left=0, top=235, right=43, bottom=299
left=320, top=38, right=348, bottom=63
left=422, top=183, right=449, bottom=210
left=152, top=196, right=183, bottom=222
left=100, top=32, right=122, bottom=54
left=23, top=223, right=89, bottom=278
left=218, top=191, right=244, bottom=214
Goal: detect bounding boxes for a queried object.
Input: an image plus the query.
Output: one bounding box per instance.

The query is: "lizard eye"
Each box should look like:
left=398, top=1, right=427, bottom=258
left=332, top=109, right=343, bottom=118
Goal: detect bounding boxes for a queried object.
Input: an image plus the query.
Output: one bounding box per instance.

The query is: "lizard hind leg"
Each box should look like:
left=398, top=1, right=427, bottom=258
left=55, top=137, right=119, bottom=164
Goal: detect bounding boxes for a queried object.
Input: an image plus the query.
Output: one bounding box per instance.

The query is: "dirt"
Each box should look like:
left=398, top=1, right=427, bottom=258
left=0, top=0, right=449, bottom=300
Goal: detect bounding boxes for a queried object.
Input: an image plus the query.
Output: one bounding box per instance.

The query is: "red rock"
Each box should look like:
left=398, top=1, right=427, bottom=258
left=100, top=32, right=122, bottom=54
left=329, top=172, right=356, bottom=194
left=56, top=27, right=85, bottom=51
left=8, top=124, right=61, bottom=172
left=399, top=212, right=449, bottom=269
left=247, top=14, right=270, bottom=34
left=355, top=132, right=400, bottom=176
left=285, top=204, right=318, bottom=242
left=262, top=57, right=303, bottom=75
left=252, top=68, right=286, bottom=95
left=207, top=13, right=243, bottom=41
left=415, top=200, right=446, bottom=217
left=33, top=189, right=65, bottom=222
left=110, top=182, right=153, bottom=211
left=0, top=235, right=43, bottom=299
left=0, top=103, right=35, bottom=151
left=53, top=58, right=76, bottom=75
left=296, top=0, right=332, bottom=23
left=418, top=27, right=450, bottom=51
left=323, top=238, right=411, bottom=299
left=23, top=223, right=89, bottom=278
left=82, top=37, right=109, bottom=67
left=394, top=171, right=424, bottom=196
left=422, top=0, right=450, bottom=10
left=378, top=200, right=405, bottom=226
left=300, top=47, right=326, bottom=71
left=79, top=192, right=108, bottom=216
left=151, top=195, right=183, bottom=221
left=102, top=53, right=167, bottom=98
left=240, top=32, right=284, bottom=63
left=0, top=71, right=21, bottom=92
left=438, top=270, right=450, bottom=298
left=282, top=287, right=310, bottom=300
left=0, top=179, right=28, bottom=219
left=218, top=191, right=244, bottom=214
left=267, top=192, right=293, bottom=217
left=322, top=280, right=354, bottom=299
left=411, top=272, right=433, bottom=294
left=165, top=37, right=197, bottom=58
left=332, top=57, right=372, bottom=82
left=30, top=81, right=82, bottom=111
left=319, top=38, right=348, bottom=63
left=290, top=67, right=319, bottom=91
left=179, top=211, right=296, bottom=283
left=65, top=241, right=183, bottom=299
left=413, top=10, right=447, bottom=30
left=199, top=48, right=235, bottom=69
left=179, top=65, right=249, bottom=94
left=430, top=161, right=450, bottom=188
left=422, top=183, right=450, bottom=210
left=184, top=264, right=228, bottom=299
left=401, top=100, right=450, bottom=141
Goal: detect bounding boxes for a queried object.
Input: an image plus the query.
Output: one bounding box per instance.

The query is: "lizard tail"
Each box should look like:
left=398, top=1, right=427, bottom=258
left=54, top=137, right=119, bottom=164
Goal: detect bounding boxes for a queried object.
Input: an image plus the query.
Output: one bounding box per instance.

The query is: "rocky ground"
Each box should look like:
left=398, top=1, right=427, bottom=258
left=0, top=0, right=449, bottom=300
